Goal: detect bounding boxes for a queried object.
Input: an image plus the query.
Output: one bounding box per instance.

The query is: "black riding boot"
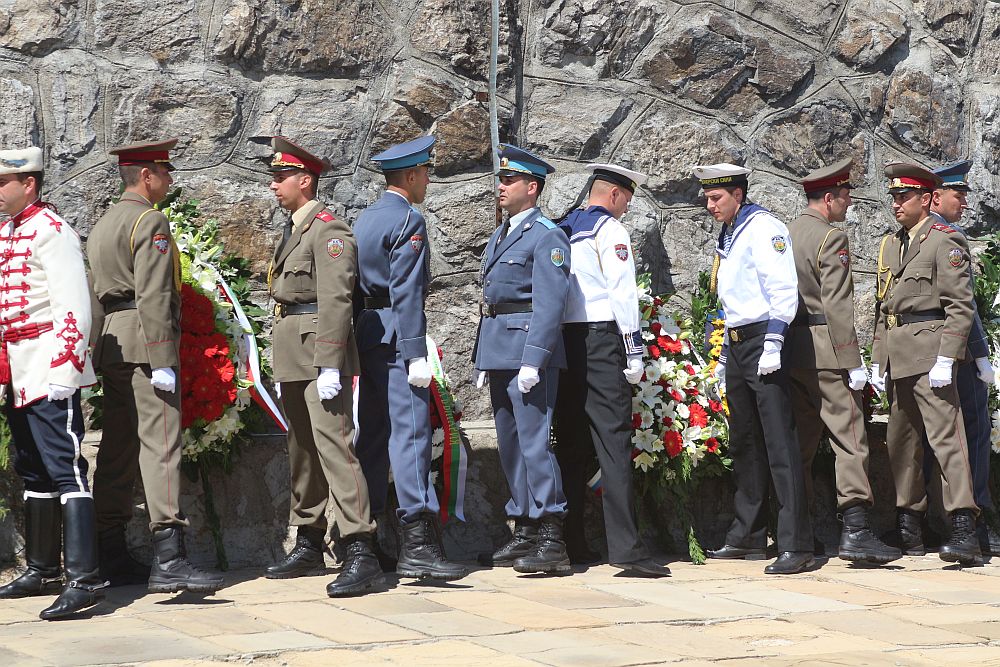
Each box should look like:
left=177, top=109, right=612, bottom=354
left=839, top=505, right=901, bottom=565
left=266, top=526, right=326, bottom=579
left=40, top=497, right=107, bottom=620
left=513, top=515, right=571, bottom=574
left=898, top=510, right=926, bottom=556
left=326, top=534, right=382, bottom=597
left=148, top=527, right=225, bottom=593
left=479, top=518, right=538, bottom=567
left=940, top=509, right=981, bottom=566
left=98, top=526, right=150, bottom=587
left=396, top=512, right=468, bottom=581
left=0, top=495, right=62, bottom=598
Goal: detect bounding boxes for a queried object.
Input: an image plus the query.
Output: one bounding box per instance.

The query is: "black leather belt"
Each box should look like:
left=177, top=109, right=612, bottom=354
left=564, top=321, right=616, bottom=333
left=364, top=297, right=391, bottom=309
left=886, top=309, right=945, bottom=329
left=792, top=313, right=827, bottom=326
left=728, top=320, right=769, bottom=343
left=104, top=299, right=136, bottom=314
left=479, top=302, right=532, bottom=317
left=274, top=302, right=318, bottom=317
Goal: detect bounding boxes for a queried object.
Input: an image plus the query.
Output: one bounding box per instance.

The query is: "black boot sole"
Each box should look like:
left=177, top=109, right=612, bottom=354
left=148, top=580, right=224, bottom=594
left=396, top=566, right=468, bottom=581
left=903, top=547, right=927, bottom=556
left=512, top=559, right=572, bottom=574
left=838, top=549, right=902, bottom=565
left=326, top=575, right=382, bottom=597
left=265, top=567, right=326, bottom=580
left=939, top=550, right=981, bottom=566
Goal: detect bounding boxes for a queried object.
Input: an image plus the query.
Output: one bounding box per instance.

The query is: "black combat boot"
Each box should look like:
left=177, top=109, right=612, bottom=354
left=147, top=527, right=225, bottom=594
left=266, top=527, right=326, bottom=579
left=326, top=534, right=382, bottom=597
left=40, top=497, right=107, bottom=620
left=0, top=495, right=62, bottom=598
left=898, top=510, right=926, bottom=556
left=513, top=515, right=571, bottom=574
left=98, top=526, right=150, bottom=587
left=479, top=518, right=538, bottom=567
left=839, top=505, right=902, bottom=565
left=396, top=512, right=468, bottom=581
left=940, top=509, right=981, bottom=566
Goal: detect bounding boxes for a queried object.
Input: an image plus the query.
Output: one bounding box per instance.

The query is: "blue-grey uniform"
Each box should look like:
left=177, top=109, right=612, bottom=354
left=924, top=161, right=994, bottom=523
left=354, top=137, right=438, bottom=525
left=474, top=151, right=571, bottom=521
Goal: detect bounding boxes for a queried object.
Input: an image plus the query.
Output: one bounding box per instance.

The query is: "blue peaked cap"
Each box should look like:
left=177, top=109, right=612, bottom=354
left=498, top=144, right=555, bottom=179
left=933, top=159, right=972, bottom=190
left=371, top=135, right=436, bottom=171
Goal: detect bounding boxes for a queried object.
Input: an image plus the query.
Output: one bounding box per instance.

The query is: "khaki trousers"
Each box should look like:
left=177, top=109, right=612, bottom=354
left=93, top=362, right=187, bottom=532
left=280, top=379, right=374, bottom=538
left=887, top=371, right=977, bottom=514
left=790, top=368, right=874, bottom=509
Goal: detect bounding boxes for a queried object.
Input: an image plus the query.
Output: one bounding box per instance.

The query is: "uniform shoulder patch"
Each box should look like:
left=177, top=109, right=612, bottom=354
left=615, top=243, right=629, bottom=261
left=948, top=247, right=964, bottom=267
left=410, top=234, right=424, bottom=252
left=327, top=237, right=345, bottom=259
left=550, top=247, right=565, bottom=267
left=537, top=216, right=557, bottom=230
left=152, top=233, right=170, bottom=254
left=316, top=210, right=335, bottom=223
left=837, top=248, right=850, bottom=267
left=931, top=222, right=956, bottom=234
left=771, top=235, right=788, bottom=254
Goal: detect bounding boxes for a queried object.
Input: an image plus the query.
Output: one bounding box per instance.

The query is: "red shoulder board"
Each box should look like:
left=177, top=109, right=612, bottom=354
left=930, top=223, right=955, bottom=233
left=316, top=211, right=335, bottom=223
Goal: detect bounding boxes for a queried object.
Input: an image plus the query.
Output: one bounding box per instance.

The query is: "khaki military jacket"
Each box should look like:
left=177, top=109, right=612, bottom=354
left=88, top=192, right=181, bottom=370
left=270, top=199, right=360, bottom=382
left=785, top=209, right=862, bottom=370
left=872, top=216, right=974, bottom=379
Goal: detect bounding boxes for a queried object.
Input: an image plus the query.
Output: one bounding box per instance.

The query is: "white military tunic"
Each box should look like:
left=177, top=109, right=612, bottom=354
left=0, top=200, right=96, bottom=407
left=562, top=206, right=642, bottom=355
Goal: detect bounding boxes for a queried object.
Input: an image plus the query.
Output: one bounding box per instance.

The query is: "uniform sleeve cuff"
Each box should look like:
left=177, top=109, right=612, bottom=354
left=764, top=319, right=789, bottom=344
left=521, top=345, right=552, bottom=369
left=719, top=342, right=728, bottom=366
left=623, top=331, right=643, bottom=356
left=399, top=336, right=428, bottom=361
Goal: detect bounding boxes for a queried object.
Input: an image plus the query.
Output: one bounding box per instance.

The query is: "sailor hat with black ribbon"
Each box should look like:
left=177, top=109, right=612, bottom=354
left=692, top=163, right=751, bottom=189
left=586, top=163, right=647, bottom=193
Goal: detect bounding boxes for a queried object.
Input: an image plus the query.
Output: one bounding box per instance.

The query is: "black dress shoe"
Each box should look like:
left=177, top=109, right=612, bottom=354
left=764, top=551, right=814, bottom=575
left=707, top=545, right=767, bottom=560
left=610, top=558, right=670, bottom=577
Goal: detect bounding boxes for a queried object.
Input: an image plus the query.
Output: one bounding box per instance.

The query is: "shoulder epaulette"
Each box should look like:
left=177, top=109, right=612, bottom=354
left=930, top=222, right=956, bottom=234
left=537, top=216, right=557, bottom=230
left=316, top=210, right=335, bottom=223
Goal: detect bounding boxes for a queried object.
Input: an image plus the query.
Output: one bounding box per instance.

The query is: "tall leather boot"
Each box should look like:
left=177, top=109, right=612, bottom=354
left=0, top=495, right=62, bottom=598
left=326, top=533, right=382, bottom=597
left=40, top=497, right=107, bottom=620
left=898, top=510, right=926, bottom=556
left=940, top=509, right=981, bottom=566
left=513, top=515, right=571, bottom=574
left=396, top=512, right=468, bottom=581
left=478, top=518, right=538, bottom=567
left=98, top=526, right=150, bottom=587
left=148, top=527, right=225, bottom=594
left=266, top=526, right=325, bottom=579
left=839, top=505, right=902, bottom=565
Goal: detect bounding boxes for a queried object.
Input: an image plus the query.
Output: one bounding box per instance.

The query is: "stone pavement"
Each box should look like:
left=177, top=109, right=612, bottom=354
left=2, top=554, right=1000, bottom=666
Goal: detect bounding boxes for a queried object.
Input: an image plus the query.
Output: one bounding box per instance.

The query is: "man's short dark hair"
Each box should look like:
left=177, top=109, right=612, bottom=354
left=16, top=171, right=44, bottom=194
left=806, top=186, right=842, bottom=202
left=119, top=163, right=146, bottom=187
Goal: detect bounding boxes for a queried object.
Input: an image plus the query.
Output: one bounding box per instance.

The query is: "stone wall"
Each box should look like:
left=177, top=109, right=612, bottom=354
left=2, top=0, right=999, bottom=427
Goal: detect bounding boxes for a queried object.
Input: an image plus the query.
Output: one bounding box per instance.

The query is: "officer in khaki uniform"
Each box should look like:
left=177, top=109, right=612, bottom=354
left=89, top=139, right=224, bottom=593
left=871, top=162, right=980, bottom=566
left=263, top=137, right=381, bottom=597
left=786, top=158, right=900, bottom=565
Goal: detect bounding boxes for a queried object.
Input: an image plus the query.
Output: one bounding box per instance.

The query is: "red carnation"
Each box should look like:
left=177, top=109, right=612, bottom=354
left=685, top=364, right=695, bottom=375
left=709, top=399, right=723, bottom=413
left=670, top=389, right=683, bottom=402
left=650, top=322, right=662, bottom=335
left=631, top=413, right=642, bottom=429
left=663, top=430, right=683, bottom=458
left=648, top=345, right=661, bottom=359
left=689, top=404, right=709, bottom=428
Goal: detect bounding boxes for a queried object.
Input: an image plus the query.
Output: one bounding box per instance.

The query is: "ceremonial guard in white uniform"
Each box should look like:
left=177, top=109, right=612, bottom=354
left=554, top=163, right=669, bottom=577
left=0, top=147, right=104, bottom=619
left=696, top=163, right=813, bottom=575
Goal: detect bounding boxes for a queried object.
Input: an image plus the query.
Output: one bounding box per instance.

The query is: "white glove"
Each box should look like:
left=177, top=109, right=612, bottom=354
left=975, top=357, right=996, bottom=385
left=516, top=365, right=540, bottom=393
left=474, top=370, right=487, bottom=389
left=928, top=356, right=954, bottom=388
left=274, top=382, right=281, bottom=399
left=317, top=367, right=342, bottom=400
left=847, top=366, right=868, bottom=391
left=713, top=362, right=726, bottom=396
left=870, top=363, right=886, bottom=392
left=757, top=340, right=781, bottom=376
left=407, top=357, right=432, bottom=388
left=150, top=367, right=176, bottom=393
left=47, top=384, right=75, bottom=402
left=623, top=356, right=644, bottom=385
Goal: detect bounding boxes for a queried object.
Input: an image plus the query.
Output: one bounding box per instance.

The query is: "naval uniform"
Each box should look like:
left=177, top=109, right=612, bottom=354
left=1, top=200, right=96, bottom=498
left=873, top=217, right=978, bottom=515
left=354, top=190, right=439, bottom=524
left=717, top=203, right=811, bottom=553
left=554, top=204, right=648, bottom=564
left=270, top=199, right=374, bottom=539
left=786, top=208, right=874, bottom=510
left=88, top=192, right=187, bottom=533
left=474, top=207, right=570, bottom=520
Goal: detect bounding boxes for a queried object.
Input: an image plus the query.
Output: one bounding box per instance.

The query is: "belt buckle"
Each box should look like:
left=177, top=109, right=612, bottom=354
left=887, top=314, right=897, bottom=329
left=479, top=303, right=495, bottom=318
left=273, top=303, right=284, bottom=318
left=730, top=329, right=740, bottom=343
